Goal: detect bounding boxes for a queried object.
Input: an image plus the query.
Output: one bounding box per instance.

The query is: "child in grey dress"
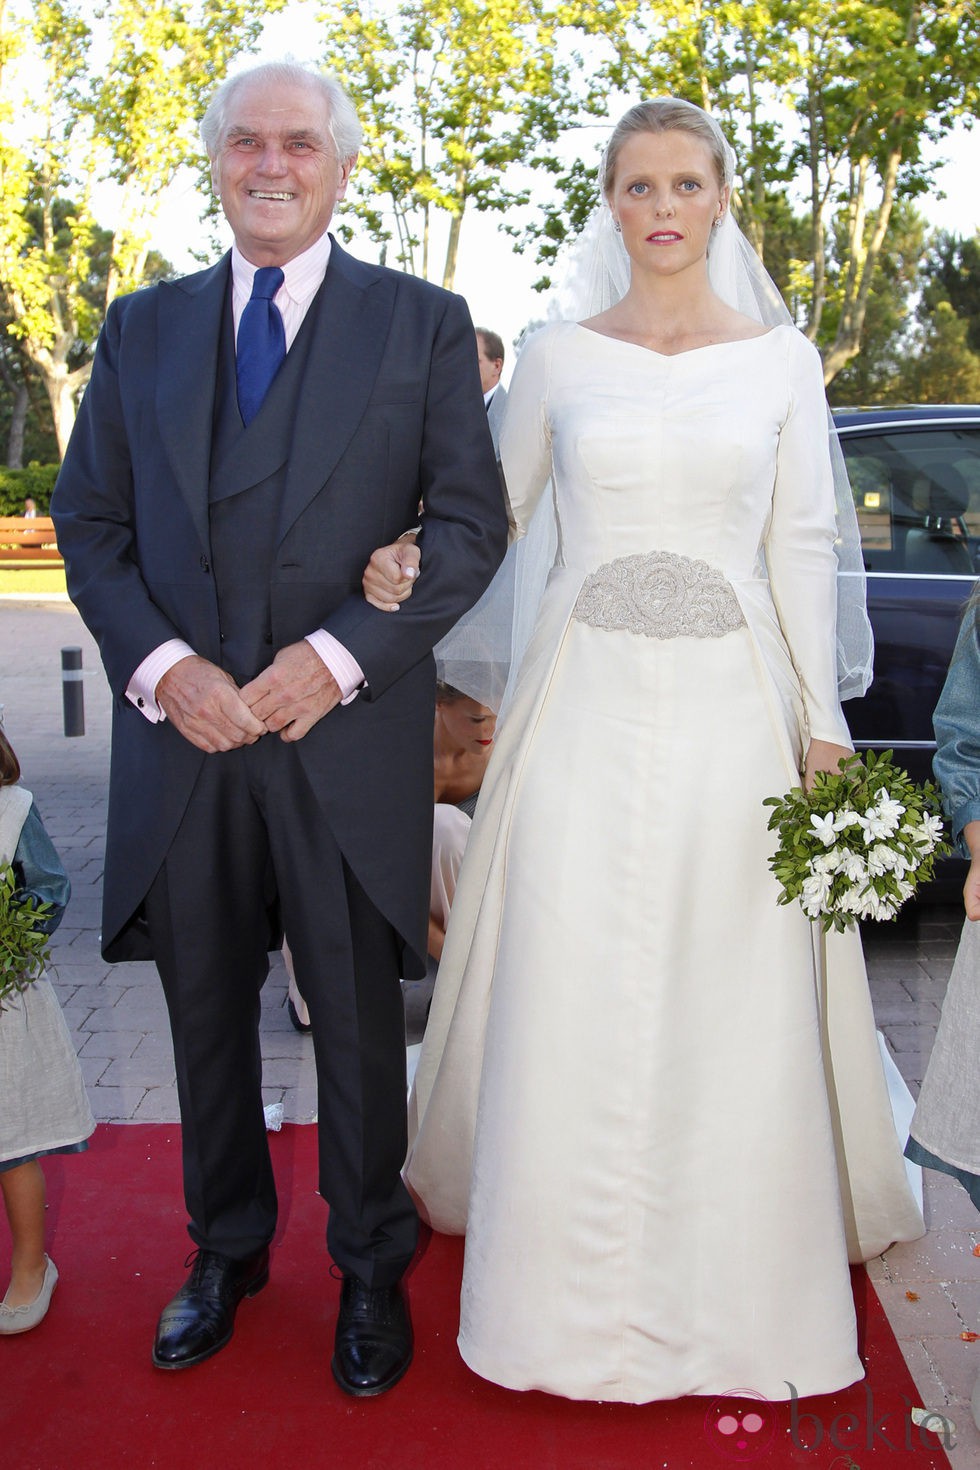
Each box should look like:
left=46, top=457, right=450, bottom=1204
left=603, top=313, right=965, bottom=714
left=905, top=596, right=980, bottom=1428
left=0, top=725, right=94, bottom=1333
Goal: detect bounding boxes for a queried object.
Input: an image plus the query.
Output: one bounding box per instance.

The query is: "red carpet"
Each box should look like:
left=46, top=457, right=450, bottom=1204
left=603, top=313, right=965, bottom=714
left=1, top=1125, right=951, bottom=1469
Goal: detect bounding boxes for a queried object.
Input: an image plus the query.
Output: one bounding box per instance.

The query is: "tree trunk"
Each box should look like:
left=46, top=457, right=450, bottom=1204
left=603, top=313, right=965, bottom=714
left=41, top=359, right=91, bottom=460
left=805, top=76, right=825, bottom=343
left=6, top=381, right=27, bottom=468
left=443, top=209, right=463, bottom=291
left=740, top=35, right=765, bottom=256
left=822, top=145, right=902, bottom=385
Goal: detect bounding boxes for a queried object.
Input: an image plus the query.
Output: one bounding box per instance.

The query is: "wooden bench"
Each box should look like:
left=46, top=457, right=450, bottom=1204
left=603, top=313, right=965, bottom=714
left=0, top=515, right=63, bottom=567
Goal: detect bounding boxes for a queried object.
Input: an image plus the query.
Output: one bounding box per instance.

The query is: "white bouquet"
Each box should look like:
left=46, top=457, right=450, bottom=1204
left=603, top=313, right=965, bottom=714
left=764, top=750, right=950, bottom=932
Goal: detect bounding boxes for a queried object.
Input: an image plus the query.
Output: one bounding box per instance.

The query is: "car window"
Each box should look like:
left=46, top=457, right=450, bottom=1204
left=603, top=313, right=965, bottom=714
left=842, top=426, right=980, bottom=575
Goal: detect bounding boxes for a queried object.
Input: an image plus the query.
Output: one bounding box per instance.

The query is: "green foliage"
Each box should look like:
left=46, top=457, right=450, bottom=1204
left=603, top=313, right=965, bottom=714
left=514, top=0, right=979, bottom=383
left=0, top=1, right=279, bottom=457
left=0, top=461, right=58, bottom=512
left=764, top=750, right=951, bottom=931
left=893, top=301, right=980, bottom=405
left=922, top=232, right=980, bottom=356
left=0, top=862, right=52, bottom=1007
left=829, top=223, right=980, bottom=405
left=319, top=0, right=572, bottom=288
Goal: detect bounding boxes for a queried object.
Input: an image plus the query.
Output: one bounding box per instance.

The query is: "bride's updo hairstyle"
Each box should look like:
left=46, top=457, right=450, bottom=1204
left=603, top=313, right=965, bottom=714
left=600, top=98, right=734, bottom=200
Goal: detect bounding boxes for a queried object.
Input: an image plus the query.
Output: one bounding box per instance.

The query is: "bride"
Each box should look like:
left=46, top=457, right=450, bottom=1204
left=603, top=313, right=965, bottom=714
left=367, top=98, right=924, bottom=1404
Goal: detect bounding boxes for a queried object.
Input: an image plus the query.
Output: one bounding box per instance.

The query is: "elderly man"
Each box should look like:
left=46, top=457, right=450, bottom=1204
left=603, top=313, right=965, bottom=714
left=52, top=62, right=506, bottom=1396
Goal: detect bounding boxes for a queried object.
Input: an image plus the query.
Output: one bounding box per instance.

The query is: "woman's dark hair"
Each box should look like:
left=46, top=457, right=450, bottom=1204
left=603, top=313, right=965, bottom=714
left=0, top=726, right=21, bottom=786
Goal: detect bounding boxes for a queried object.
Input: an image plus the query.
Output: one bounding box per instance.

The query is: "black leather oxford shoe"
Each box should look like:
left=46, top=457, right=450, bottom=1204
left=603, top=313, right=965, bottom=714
left=331, top=1274, right=413, bottom=1397
left=152, top=1246, right=269, bottom=1369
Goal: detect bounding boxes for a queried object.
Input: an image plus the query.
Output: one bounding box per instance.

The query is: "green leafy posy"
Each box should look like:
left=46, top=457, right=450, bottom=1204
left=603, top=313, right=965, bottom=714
left=764, top=750, right=951, bottom=932
left=0, top=864, right=53, bottom=1007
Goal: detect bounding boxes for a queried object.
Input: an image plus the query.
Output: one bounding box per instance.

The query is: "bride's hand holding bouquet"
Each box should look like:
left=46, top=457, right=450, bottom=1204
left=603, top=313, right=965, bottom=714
left=766, top=748, right=950, bottom=931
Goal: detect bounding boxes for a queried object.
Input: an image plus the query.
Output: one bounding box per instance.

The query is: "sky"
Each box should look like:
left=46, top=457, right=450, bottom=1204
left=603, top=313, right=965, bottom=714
left=143, top=4, right=978, bottom=368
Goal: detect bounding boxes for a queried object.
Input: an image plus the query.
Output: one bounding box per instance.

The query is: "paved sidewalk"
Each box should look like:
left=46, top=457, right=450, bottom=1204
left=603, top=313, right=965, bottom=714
left=1, top=598, right=977, bottom=1464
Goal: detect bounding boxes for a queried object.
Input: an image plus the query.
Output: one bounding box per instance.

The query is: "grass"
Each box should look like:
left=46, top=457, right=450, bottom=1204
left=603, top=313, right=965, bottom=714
left=0, top=565, right=68, bottom=596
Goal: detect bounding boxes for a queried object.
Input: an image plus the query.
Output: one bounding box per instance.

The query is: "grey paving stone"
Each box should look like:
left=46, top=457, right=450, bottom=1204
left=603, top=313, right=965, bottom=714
left=120, top=985, right=171, bottom=1011
left=56, top=982, right=129, bottom=1009
left=944, top=1280, right=980, bottom=1331
left=260, top=1058, right=318, bottom=1088
left=78, top=1055, right=111, bottom=1087
left=81, top=1004, right=141, bottom=1032
left=132, top=1088, right=182, bottom=1123
left=874, top=997, right=942, bottom=1027
left=918, top=957, right=958, bottom=983
left=56, top=1002, right=99, bottom=1031
left=100, top=1056, right=177, bottom=1089
left=76, top=1030, right=144, bottom=1060
left=87, top=1083, right=149, bottom=1122
left=883, top=1023, right=941, bottom=1055
left=131, top=1034, right=177, bottom=1064
left=867, top=955, right=933, bottom=981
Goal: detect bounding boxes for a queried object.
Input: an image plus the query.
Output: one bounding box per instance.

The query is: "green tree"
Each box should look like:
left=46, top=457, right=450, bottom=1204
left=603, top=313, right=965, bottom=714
left=90, top=0, right=283, bottom=302
left=0, top=0, right=280, bottom=457
left=0, top=1, right=100, bottom=455
left=825, top=203, right=930, bottom=405
left=554, top=0, right=796, bottom=256
left=781, top=1, right=979, bottom=382
left=319, top=0, right=570, bottom=288
left=922, top=232, right=980, bottom=355
left=516, top=1, right=978, bottom=384
left=897, top=301, right=980, bottom=403
left=0, top=332, right=55, bottom=466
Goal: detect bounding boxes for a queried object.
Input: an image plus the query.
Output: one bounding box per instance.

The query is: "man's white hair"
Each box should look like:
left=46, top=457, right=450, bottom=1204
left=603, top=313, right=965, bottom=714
left=200, top=61, right=363, bottom=162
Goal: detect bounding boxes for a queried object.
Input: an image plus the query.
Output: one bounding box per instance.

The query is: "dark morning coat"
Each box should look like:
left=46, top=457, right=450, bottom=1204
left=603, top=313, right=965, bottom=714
left=52, top=240, right=508, bottom=971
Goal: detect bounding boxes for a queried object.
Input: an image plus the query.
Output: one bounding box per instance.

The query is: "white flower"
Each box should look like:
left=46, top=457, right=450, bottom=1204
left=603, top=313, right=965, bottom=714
left=838, top=848, right=867, bottom=883
left=856, top=807, right=897, bottom=844
left=802, top=871, right=833, bottom=911
left=864, top=891, right=898, bottom=921
left=867, top=842, right=900, bottom=876
left=810, top=812, right=840, bottom=847
left=810, top=808, right=862, bottom=846
left=874, top=789, right=906, bottom=831
left=811, top=850, right=839, bottom=875
left=897, top=815, right=940, bottom=851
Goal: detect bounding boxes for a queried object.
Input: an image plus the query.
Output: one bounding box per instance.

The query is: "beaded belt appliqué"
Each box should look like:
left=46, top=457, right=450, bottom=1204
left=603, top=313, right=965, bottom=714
left=572, top=549, right=746, bottom=639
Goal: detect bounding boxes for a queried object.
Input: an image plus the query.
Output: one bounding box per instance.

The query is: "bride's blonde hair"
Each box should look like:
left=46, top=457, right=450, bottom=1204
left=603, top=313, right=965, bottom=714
left=600, top=99, right=732, bottom=197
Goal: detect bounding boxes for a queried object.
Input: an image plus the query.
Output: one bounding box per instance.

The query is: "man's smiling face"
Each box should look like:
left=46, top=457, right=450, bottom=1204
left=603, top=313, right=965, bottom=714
left=211, top=75, right=353, bottom=266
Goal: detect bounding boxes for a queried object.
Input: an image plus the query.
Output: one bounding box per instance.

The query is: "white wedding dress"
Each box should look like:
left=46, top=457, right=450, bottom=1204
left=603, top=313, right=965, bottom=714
left=406, top=321, right=924, bottom=1403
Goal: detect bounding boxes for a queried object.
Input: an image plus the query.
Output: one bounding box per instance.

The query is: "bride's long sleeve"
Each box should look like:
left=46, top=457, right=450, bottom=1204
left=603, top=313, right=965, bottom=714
left=765, top=331, right=854, bottom=750
left=498, top=326, right=556, bottom=539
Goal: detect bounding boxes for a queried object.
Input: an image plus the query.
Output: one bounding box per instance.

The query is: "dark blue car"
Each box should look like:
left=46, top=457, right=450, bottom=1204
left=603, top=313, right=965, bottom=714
left=836, top=405, right=980, bottom=790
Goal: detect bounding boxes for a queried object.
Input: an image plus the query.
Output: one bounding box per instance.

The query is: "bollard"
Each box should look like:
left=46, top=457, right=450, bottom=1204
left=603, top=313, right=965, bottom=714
left=61, top=646, right=85, bottom=737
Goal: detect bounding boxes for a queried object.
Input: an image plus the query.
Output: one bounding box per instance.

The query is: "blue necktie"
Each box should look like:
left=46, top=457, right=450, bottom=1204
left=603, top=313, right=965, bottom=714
left=236, top=266, right=286, bottom=425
